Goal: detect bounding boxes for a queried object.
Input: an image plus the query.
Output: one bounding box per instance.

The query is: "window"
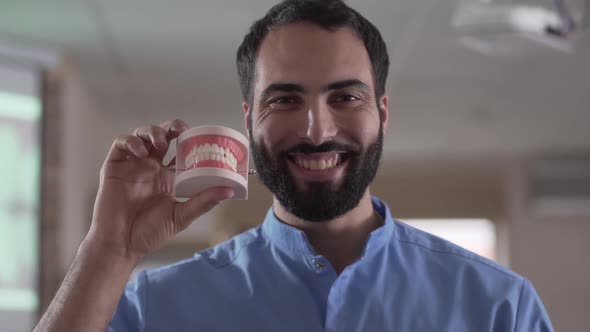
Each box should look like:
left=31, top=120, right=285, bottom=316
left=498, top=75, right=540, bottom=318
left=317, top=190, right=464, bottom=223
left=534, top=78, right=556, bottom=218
left=0, top=64, right=42, bottom=330
left=401, top=219, right=497, bottom=261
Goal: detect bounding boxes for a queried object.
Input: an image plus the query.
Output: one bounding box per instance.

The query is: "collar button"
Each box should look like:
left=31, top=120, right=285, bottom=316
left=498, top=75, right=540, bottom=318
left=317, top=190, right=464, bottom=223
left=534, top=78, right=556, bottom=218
left=314, top=258, right=325, bottom=270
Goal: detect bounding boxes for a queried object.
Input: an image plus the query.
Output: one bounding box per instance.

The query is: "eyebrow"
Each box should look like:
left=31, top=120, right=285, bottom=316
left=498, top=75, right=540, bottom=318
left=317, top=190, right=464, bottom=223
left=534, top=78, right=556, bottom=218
left=259, top=79, right=370, bottom=102
left=323, top=79, right=370, bottom=93
left=260, top=83, right=306, bottom=103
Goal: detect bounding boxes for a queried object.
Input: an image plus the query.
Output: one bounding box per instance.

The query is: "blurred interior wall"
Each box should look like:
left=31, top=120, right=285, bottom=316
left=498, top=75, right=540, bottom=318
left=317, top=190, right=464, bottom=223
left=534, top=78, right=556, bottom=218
left=506, top=163, right=590, bottom=332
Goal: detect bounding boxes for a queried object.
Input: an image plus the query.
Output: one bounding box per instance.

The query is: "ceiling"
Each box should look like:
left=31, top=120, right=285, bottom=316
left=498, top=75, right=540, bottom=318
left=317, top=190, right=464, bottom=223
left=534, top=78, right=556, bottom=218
left=0, top=0, right=588, bottom=158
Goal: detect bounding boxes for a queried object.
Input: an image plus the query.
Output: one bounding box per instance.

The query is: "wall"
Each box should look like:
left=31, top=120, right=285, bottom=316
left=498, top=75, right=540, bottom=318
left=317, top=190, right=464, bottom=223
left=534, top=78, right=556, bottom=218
left=59, top=60, right=103, bottom=274
left=506, top=161, right=590, bottom=332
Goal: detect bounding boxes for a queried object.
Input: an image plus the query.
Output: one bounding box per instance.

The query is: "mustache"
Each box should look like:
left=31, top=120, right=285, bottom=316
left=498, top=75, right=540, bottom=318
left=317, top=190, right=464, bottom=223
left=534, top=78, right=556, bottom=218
left=281, top=141, right=359, bottom=156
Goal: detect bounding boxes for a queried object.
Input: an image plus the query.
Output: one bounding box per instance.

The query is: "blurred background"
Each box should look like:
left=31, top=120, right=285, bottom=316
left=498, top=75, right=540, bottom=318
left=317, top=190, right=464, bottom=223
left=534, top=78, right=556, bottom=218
left=0, top=0, right=588, bottom=331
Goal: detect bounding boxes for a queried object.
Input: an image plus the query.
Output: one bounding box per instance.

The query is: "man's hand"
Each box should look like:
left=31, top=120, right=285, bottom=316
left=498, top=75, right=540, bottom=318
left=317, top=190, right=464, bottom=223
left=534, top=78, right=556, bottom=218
left=88, top=119, right=234, bottom=260
left=35, top=119, right=234, bottom=332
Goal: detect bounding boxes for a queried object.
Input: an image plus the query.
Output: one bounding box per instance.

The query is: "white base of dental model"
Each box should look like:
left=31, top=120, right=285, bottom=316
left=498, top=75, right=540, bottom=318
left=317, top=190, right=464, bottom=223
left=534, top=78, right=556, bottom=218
left=175, top=125, right=249, bottom=200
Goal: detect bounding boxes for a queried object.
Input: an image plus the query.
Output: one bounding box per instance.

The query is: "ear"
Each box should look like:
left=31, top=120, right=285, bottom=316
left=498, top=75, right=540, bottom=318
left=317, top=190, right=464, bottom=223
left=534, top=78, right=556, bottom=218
left=379, top=94, right=389, bottom=135
left=242, top=101, right=251, bottom=140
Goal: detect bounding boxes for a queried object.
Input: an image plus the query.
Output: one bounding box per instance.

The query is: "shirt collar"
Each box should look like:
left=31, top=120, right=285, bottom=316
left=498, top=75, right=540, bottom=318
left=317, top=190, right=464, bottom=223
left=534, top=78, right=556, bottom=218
left=261, top=196, right=395, bottom=260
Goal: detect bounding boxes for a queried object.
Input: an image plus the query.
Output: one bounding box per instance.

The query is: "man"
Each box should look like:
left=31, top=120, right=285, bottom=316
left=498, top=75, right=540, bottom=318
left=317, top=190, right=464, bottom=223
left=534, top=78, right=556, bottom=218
left=35, top=0, right=553, bottom=331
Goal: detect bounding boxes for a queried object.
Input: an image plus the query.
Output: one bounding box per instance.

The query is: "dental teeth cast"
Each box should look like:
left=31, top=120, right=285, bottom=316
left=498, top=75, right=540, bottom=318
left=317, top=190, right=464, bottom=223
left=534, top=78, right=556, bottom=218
left=185, top=143, right=238, bottom=171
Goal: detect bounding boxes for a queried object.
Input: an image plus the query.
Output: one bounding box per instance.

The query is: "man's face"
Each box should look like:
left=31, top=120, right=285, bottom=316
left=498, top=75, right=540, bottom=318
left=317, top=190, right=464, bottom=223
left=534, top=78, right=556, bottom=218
left=244, top=23, right=388, bottom=222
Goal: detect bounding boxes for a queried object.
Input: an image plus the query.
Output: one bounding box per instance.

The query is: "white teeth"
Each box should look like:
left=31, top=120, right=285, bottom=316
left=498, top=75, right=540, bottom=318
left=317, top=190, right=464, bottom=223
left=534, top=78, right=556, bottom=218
left=295, top=155, right=341, bottom=170
left=309, top=160, right=318, bottom=170
left=185, top=143, right=239, bottom=171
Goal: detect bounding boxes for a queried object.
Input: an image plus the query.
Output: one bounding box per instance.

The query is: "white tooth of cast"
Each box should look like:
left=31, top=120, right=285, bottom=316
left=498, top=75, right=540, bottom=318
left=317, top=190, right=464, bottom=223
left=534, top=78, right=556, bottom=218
left=185, top=145, right=244, bottom=169
left=318, top=159, right=327, bottom=170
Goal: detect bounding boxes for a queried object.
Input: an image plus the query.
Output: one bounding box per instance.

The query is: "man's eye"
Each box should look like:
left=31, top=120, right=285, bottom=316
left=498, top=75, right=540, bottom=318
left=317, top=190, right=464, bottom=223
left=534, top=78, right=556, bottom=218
left=333, top=95, right=360, bottom=103
left=271, top=96, right=297, bottom=105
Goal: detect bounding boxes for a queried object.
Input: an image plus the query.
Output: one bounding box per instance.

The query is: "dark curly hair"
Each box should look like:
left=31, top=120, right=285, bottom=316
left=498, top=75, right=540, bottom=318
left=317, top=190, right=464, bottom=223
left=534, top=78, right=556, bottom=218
left=236, top=0, right=389, bottom=105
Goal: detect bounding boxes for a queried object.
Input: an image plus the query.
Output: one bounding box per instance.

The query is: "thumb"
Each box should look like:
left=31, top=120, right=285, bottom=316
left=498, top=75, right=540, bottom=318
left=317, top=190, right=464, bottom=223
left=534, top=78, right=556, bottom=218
left=173, top=187, right=235, bottom=232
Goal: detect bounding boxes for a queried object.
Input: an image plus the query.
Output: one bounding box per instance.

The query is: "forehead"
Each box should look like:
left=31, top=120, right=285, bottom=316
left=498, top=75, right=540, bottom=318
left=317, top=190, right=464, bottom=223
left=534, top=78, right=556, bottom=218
left=254, top=23, right=374, bottom=94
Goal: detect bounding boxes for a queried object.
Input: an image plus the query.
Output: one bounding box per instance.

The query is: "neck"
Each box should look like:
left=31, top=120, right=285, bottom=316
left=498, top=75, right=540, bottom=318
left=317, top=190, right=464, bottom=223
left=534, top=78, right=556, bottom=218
left=273, top=190, right=384, bottom=274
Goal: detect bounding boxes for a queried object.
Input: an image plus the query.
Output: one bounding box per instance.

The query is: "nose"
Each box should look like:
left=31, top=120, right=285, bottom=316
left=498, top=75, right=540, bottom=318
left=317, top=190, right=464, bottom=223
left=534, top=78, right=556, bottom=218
left=301, top=101, right=338, bottom=145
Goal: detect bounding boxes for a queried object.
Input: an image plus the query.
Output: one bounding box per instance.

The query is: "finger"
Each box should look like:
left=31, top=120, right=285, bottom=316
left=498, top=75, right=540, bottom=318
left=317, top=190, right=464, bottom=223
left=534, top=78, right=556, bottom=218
left=106, top=135, right=149, bottom=162
left=172, top=187, right=235, bottom=232
left=159, top=119, right=189, bottom=140
left=133, top=124, right=169, bottom=151
left=160, top=119, right=188, bottom=136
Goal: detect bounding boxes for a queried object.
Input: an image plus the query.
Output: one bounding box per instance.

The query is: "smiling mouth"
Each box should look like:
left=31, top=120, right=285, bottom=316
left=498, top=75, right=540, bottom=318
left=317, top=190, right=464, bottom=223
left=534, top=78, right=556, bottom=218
left=287, top=152, right=349, bottom=170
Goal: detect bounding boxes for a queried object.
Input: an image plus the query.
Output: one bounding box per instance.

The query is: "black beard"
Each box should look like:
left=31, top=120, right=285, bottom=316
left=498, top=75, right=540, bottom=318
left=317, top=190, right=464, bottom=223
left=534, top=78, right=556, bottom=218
left=249, top=127, right=383, bottom=222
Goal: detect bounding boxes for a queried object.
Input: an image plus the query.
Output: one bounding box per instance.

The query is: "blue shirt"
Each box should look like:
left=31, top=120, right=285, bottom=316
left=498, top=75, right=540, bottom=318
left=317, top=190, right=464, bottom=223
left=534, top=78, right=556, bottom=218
left=109, top=197, right=553, bottom=331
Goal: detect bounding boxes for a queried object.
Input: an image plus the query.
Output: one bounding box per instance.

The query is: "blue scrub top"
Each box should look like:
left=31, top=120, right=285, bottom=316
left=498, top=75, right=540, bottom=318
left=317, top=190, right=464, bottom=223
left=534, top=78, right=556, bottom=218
left=109, top=197, right=553, bottom=331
